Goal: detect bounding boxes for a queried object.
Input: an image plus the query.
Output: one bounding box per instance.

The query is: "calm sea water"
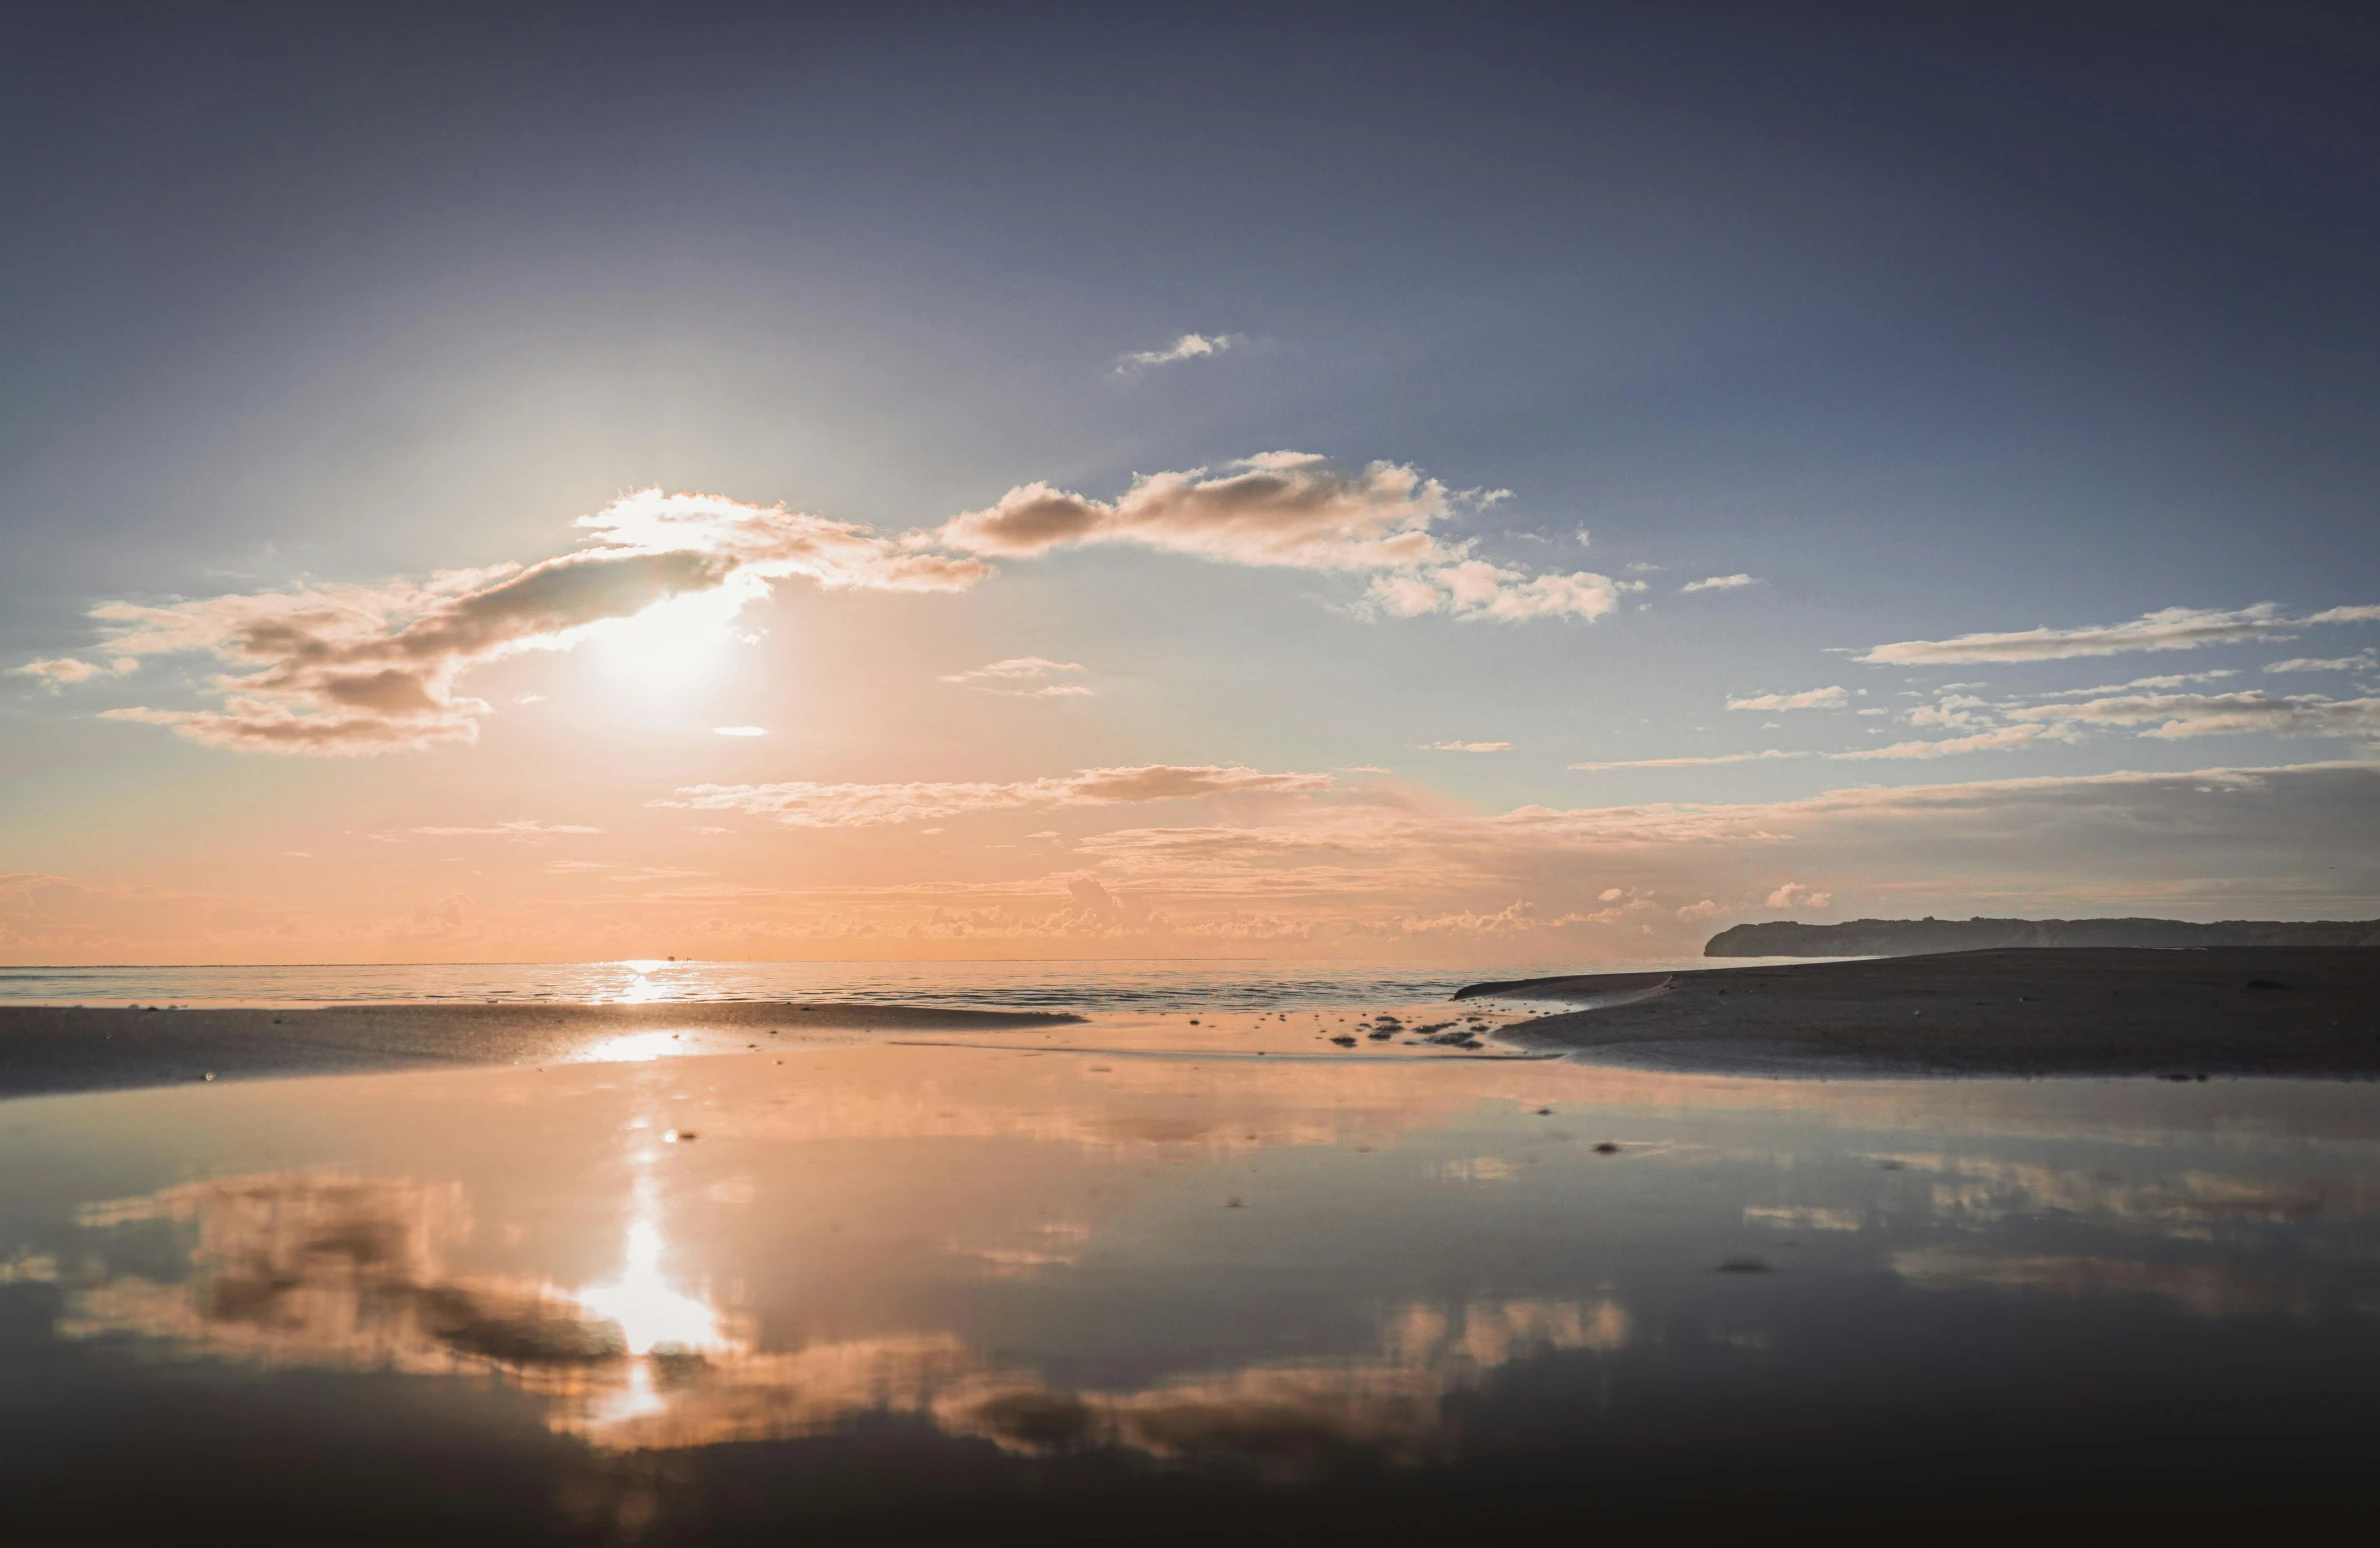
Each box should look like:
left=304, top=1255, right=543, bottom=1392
left=0, top=956, right=1743, bottom=1013
left=3, top=1043, right=2376, bottom=1540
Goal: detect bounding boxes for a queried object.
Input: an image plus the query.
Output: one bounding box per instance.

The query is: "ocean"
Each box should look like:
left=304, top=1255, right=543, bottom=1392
left=0, top=955, right=1732, bottom=1013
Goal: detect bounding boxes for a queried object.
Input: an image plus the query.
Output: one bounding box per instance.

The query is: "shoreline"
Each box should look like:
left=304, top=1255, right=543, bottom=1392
left=9, top=946, right=2379, bottom=1100
left=0, top=1001, right=1079, bottom=1100
left=1462, top=948, right=2380, bottom=1079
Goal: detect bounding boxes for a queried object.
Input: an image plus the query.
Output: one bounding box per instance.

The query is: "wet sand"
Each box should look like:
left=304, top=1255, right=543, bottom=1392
left=10, top=946, right=2379, bottom=1100
left=0, top=1000, right=1078, bottom=1099
left=1464, top=948, right=2380, bottom=1078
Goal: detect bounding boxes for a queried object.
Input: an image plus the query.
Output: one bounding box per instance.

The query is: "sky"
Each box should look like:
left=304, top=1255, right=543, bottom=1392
left=3, top=2, right=2376, bottom=965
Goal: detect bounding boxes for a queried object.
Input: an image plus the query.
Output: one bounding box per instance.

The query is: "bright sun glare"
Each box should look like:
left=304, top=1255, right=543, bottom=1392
left=590, top=589, right=746, bottom=684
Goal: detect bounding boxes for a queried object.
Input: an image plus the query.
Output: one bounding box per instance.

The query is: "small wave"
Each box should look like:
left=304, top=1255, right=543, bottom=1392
left=0, top=956, right=1735, bottom=1015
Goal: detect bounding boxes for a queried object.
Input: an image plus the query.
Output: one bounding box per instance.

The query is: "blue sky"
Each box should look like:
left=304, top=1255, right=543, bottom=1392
left=2, top=4, right=2375, bottom=962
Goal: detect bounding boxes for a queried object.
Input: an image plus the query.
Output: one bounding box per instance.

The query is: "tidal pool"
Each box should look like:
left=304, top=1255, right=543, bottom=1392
left=4, top=1038, right=2378, bottom=1542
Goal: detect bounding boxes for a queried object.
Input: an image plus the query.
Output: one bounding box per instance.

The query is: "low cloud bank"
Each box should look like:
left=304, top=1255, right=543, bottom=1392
left=661, top=763, right=1334, bottom=827
left=10, top=763, right=2376, bottom=962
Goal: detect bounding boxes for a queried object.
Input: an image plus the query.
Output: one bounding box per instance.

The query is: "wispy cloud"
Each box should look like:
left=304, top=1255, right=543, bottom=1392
left=941, top=657, right=1095, bottom=698
left=1569, top=750, right=1808, bottom=771
left=7, top=656, right=136, bottom=689
left=405, top=821, right=604, bottom=842
left=2007, top=691, right=2380, bottom=741
left=659, top=764, right=1333, bottom=828
left=1420, top=740, right=1512, bottom=752
left=1116, top=332, right=1237, bottom=372
left=2267, top=654, right=2376, bottom=674
left=2034, top=670, right=2237, bottom=698
left=1856, top=601, right=2378, bottom=665
left=1829, top=723, right=2066, bottom=760
left=1726, top=686, right=1846, bottom=712
left=1811, top=678, right=2380, bottom=762
left=1680, top=574, right=1757, bottom=594
left=86, top=491, right=992, bottom=757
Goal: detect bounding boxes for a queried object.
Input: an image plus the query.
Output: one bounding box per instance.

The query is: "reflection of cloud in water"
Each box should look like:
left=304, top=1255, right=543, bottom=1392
left=1868, top=1152, right=2380, bottom=1235
left=66, top=1174, right=630, bottom=1382
left=59, top=1170, right=1629, bottom=1466
left=1891, top=1245, right=2297, bottom=1320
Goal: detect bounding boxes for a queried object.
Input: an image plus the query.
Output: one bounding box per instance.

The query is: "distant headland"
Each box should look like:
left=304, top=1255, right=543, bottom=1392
left=1706, top=916, right=2380, bottom=957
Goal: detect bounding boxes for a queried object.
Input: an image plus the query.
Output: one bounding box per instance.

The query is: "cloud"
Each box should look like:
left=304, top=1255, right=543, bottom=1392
left=942, top=657, right=1096, bottom=697
left=1854, top=603, right=2359, bottom=664
left=659, top=764, right=1334, bottom=828
left=1569, top=750, right=1808, bottom=771
left=1420, top=741, right=1512, bottom=753
left=1727, top=686, right=1847, bottom=712
left=2267, top=654, right=2376, bottom=674
left=712, top=726, right=767, bottom=737
left=2007, top=691, right=2380, bottom=741
left=86, top=490, right=994, bottom=757
left=15, top=762, right=2375, bottom=962
left=1116, top=332, right=1236, bottom=371
left=942, top=657, right=1084, bottom=683
left=1680, top=574, right=1757, bottom=593
left=406, top=821, right=604, bottom=842
left=7, top=656, right=137, bottom=688
left=919, top=453, right=1619, bottom=625
left=1765, top=882, right=1832, bottom=909
left=1371, top=560, right=1620, bottom=622
left=1828, top=723, right=2068, bottom=760
left=924, top=452, right=1457, bottom=570
left=2034, top=671, right=2237, bottom=698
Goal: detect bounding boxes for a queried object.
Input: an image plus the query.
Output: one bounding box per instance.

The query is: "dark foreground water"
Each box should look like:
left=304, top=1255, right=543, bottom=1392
left=4, top=1034, right=2378, bottom=1543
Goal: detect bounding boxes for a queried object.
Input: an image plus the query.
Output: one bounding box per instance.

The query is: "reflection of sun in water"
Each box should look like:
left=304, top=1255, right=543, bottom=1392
left=578, top=1030, right=683, bottom=1063
left=581, top=1218, right=720, bottom=1356
left=579, top=1179, right=729, bottom=1425
left=616, top=961, right=669, bottom=1004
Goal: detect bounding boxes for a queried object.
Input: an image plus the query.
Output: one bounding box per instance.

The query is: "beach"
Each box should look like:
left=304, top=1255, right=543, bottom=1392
left=9, top=946, right=2377, bottom=1102
left=2, top=946, right=2373, bottom=1101
left=0, top=1000, right=1081, bottom=1100
left=1471, top=947, right=2380, bottom=1077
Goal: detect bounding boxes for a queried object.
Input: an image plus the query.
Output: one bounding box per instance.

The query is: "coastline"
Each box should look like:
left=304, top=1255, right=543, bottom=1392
left=9, top=946, right=2379, bottom=1101
left=1465, top=947, right=2380, bottom=1079
left=0, top=1000, right=1079, bottom=1100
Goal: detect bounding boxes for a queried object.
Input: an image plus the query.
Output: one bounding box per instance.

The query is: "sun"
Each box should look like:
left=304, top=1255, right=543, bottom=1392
left=589, top=588, right=748, bottom=684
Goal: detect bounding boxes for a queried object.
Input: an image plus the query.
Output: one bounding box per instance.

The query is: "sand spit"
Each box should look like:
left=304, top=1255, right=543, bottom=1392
left=1462, top=948, right=2380, bottom=1079
left=0, top=1000, right=1080, bottom=1100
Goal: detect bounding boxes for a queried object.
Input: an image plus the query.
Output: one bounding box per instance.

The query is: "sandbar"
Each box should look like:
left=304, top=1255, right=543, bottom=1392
left=1462, top=948, right=2380, bottom=1078
left=0, top=1000, right=1079, bottom=1100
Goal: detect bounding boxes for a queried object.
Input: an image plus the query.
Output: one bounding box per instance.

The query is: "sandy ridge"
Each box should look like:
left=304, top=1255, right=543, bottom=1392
left=1461, top=948, right=2380, bottom=1078
left=0, top=1000, right=1079, bottom=1100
